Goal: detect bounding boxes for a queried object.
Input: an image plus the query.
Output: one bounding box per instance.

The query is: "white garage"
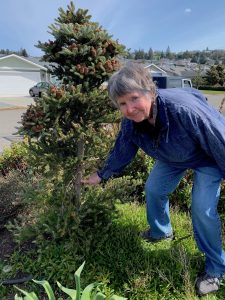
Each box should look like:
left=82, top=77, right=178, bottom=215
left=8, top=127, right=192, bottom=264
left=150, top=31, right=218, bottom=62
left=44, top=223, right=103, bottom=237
left=0, top=54, right=48, bottom=97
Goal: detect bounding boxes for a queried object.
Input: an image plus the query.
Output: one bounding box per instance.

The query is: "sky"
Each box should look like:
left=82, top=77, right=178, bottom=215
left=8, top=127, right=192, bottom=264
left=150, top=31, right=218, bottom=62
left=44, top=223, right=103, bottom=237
left=0, top=0, right=225, bottom=57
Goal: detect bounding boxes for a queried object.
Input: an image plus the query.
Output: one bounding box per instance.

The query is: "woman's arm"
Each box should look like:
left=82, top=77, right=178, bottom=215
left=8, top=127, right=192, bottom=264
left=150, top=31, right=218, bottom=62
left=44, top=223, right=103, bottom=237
left=82, top=119, right=139, bottom=184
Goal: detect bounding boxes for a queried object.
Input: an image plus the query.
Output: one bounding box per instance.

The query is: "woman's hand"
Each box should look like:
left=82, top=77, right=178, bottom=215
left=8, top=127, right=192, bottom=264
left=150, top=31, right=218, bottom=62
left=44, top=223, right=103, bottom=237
left=81, top=172, right=102, bottom=185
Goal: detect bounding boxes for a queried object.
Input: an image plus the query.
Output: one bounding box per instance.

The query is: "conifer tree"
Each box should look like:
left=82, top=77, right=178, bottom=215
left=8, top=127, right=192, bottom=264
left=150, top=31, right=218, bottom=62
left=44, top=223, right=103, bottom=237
left=206, top=64, right=225, bottom=86
left=37, top=1, right=124, bottom=90
left=20, top=1, right=126, bottom=208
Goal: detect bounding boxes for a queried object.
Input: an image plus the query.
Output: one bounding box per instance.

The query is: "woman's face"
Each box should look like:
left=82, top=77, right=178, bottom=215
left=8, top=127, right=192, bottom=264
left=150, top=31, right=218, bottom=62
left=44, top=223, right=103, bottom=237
left=117, top=91, right=153, bottom=122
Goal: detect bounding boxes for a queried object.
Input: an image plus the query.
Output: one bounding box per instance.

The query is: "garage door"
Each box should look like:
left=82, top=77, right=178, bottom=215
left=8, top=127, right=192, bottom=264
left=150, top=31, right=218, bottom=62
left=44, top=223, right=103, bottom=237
left=0, top=71, right=41, bottom=96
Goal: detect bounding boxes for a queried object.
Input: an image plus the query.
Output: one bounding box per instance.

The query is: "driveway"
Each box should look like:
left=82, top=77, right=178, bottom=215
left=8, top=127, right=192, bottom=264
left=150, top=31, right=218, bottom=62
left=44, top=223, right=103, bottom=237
left=0, top=96, right=34, bottom=153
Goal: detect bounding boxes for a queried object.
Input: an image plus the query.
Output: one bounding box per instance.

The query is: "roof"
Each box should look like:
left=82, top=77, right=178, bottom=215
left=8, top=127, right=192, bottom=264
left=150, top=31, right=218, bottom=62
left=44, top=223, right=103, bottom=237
left=0, top=54, right=47, bottom=71
left=144, top=63, right=167, bottom=75
left=26, top=56, right=48, bottom=68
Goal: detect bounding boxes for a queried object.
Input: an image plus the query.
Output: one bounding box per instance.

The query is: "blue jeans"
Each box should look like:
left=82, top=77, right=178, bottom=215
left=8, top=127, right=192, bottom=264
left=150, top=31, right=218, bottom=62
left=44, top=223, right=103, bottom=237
left=145, top=160, right=225, bottom=277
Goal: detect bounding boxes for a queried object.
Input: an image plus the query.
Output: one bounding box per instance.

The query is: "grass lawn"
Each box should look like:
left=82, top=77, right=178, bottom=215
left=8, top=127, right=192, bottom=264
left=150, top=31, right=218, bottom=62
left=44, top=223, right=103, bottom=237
left=199, top=90, right=225, bottom=95
left=2, top=202, right=225, bottom=300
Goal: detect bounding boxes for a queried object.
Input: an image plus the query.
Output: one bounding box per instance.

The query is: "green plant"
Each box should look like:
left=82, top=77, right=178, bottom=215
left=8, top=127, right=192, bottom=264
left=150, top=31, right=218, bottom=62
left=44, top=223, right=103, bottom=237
left=205, top=64, right=225, bottom=86
left=6, top=201, right=225, bottom=299
left=18, top=1, right=125, bottom=214
left=199, top=87, right=225, bottom=92
left=170, top=170, right=193, bottom=212
left=7, top=172, right=119, bottom=250
left=0, top=142, right=28, bottom=176
left=14, top=262, right=127, bottom=300
left=0, top=170, right=26, bottom=230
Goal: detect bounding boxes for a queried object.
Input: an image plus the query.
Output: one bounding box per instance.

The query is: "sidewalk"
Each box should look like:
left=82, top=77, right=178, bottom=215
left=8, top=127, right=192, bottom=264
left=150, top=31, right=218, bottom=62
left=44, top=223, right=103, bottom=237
left=204, top=94, right=225, bottom=116
left=0, top=96, right=34, bottom=110
left=0, top=137, right=12, bottom=153
left=0, top=96, right=33, bottom=153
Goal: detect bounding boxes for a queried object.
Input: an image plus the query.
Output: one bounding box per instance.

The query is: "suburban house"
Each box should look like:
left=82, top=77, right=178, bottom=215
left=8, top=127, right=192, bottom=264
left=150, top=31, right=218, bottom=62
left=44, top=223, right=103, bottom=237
left=144, top=63, right=167, bottom=76
left=0, top=54, right=50, bottom=97
left=120, top=59, right=169, bottom=76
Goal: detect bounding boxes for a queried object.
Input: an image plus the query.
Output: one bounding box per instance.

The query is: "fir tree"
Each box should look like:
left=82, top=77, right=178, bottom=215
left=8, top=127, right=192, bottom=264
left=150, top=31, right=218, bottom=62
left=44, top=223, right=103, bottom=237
left=36, top=2, right=124, bottom=91
left=20, top=1, right=126, bottom=208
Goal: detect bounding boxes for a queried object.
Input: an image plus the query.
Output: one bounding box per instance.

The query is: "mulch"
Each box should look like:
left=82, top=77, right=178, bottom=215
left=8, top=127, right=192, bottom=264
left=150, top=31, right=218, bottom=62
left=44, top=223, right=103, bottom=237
left=0, top=228, right=16, bottom=261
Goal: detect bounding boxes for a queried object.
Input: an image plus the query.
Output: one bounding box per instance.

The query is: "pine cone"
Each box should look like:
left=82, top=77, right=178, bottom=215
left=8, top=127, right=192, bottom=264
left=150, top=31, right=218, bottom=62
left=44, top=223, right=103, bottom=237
left=104, top=61, right=113, bottom=72
left=90, top=47, right=97, bottom=58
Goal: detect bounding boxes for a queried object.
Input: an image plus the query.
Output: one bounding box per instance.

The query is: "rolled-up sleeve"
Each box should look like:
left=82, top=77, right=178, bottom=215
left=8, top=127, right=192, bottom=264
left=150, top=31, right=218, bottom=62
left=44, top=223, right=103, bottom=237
left=97, top=120, right=139, bottom=180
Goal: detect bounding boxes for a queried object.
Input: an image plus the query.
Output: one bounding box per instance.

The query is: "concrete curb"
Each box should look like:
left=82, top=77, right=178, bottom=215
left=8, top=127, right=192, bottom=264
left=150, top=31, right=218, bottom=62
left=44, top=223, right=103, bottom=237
left=0, top=96, right=34, bottom=111
left=0, top=106, right=29, bottom=111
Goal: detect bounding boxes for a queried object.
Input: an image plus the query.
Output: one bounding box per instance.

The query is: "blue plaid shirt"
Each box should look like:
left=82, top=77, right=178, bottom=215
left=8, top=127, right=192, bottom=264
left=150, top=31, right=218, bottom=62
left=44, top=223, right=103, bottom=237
left=98, top=88, right=225, bottom=180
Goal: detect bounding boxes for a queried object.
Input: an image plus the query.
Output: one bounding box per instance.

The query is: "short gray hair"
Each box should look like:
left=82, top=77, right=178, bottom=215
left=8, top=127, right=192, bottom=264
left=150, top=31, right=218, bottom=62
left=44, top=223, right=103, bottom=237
left=108, top=62, right=156, bottom=106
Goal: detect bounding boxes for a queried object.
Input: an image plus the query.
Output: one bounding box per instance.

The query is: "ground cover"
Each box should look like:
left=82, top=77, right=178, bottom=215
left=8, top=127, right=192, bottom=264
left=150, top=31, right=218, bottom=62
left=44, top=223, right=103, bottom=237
left=200, top=90, right=225, bottom=95
left=1, top=201, right=225, bottom=300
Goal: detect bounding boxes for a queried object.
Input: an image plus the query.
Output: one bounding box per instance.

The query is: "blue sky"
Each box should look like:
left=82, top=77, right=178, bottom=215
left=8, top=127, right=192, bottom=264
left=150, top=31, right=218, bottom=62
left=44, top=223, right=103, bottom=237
left=0, top=0, right=225, bottom=57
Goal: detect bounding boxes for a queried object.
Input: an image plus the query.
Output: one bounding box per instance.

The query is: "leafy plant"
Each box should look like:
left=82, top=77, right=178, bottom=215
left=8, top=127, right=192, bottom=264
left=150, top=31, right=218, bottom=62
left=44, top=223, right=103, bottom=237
left=14, top=262, right=127, bottom=300
left=0, top=142, right=28, bottom=176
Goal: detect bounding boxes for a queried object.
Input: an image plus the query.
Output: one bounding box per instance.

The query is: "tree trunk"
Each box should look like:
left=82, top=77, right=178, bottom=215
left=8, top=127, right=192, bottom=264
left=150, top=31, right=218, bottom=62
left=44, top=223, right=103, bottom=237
left=73, top=138, right=85, bottom=208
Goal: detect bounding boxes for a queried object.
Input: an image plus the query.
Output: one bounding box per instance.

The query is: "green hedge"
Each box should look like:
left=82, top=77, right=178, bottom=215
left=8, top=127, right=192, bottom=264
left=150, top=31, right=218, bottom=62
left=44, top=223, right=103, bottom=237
left=199, top=86, right=225, bottom=91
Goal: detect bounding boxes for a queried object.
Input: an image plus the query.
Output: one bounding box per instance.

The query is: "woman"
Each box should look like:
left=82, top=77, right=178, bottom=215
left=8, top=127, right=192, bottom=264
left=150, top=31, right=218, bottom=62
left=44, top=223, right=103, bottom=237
left=82, top=62, right=225, bottom=296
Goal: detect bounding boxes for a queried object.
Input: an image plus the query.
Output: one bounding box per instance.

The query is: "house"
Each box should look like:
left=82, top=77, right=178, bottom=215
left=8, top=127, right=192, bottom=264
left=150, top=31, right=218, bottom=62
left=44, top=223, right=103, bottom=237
left=119, top=58, right=168, bottom=76
left=0, top=54, right=50, bottom=97
left=144, top=63, right=167, bottom=76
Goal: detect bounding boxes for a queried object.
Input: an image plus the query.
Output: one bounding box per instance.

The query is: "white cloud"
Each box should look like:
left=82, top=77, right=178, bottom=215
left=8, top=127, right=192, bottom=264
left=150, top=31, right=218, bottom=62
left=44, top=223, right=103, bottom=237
left=185, top=8, right=192, bottom=13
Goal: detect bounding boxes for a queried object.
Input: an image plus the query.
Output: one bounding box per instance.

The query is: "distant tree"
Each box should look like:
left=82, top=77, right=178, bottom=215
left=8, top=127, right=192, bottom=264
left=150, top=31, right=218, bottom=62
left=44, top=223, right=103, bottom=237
left=160, top=51, right=165, bottom=59
left=126, top=48, right=134, bottom=59
left=134, top=49, right=145, bottom=59
left=150, top=50, right=160, bottom=60
left=124, top=48, right=225, bottom=63
left=206, top=65, right=219, bottom=85
left=0, top=48, right=29, bottom=56
left=166, top=46, right=172, bottom=59
left=192, top=65, right=206, bottom=88
left=216, top=64, right=225, bottom=85
left=211, top=50, right=224, bottom=61
left=199, top=53, right=207, bottom=64
left=147, top=47, right=154, bottom=60
left=20, top=48, right=28, bottom=57
left=206, top=64, right=225, bottom=86
left=191, top=56, right=198, bottom=63
left=181, top=50, right=190, bottom=59
left=176, top=52, right=183, bottom=59
left=144, top=52, right=149, bottom=60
